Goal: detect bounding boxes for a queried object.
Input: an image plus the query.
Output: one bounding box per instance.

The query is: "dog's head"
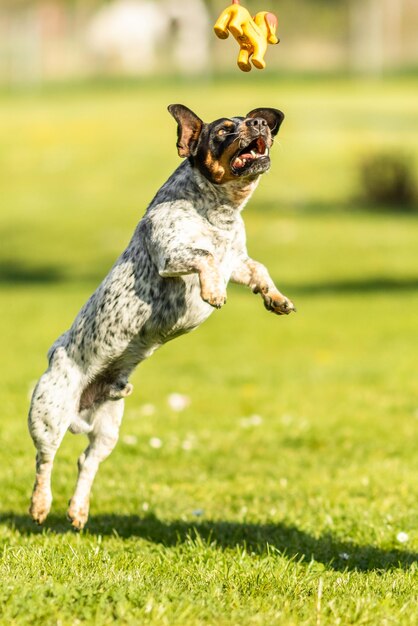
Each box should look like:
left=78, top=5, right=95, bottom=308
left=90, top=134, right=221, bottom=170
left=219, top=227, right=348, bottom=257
left=168, top=104, right=284, bottom=185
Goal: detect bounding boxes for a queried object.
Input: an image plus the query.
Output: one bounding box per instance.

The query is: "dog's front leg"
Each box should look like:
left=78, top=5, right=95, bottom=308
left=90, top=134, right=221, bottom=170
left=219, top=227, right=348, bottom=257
left=159, top=248, right=227, bottom=309
left=231, top=257, right=295, bottom=315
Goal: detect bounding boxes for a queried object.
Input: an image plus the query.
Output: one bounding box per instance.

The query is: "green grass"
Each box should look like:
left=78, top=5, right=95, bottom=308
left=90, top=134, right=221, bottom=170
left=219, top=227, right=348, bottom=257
left=0, top=76, right=418, bottom=625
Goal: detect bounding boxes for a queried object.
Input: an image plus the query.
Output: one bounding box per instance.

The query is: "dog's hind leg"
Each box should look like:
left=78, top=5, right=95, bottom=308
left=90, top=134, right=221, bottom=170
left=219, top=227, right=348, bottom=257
left=28, top=347, right=83, bottom=524
left=67, top=397, right=124, bottom=530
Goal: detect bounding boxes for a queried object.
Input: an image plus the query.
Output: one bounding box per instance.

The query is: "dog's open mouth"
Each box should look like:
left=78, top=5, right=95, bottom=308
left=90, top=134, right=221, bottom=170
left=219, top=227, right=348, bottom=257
left=231, top=137, right=270, bottom=174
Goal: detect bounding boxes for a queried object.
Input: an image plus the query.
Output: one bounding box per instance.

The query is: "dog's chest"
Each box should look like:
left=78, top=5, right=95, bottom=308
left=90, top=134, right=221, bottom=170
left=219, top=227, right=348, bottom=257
left=210, top=226, right=239, bottom=276
left=158, top=223, right=242, bottom=338
left=205, top=206, right=245, bottom=268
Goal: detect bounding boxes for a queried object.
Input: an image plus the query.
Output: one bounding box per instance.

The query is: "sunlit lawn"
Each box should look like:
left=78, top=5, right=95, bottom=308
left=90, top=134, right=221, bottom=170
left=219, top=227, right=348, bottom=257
left=0, top=76, right=417, bottom=625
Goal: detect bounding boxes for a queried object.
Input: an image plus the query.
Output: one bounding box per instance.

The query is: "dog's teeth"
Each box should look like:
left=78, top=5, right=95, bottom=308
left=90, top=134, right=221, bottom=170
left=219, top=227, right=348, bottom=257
left=250, top=150, right=256, bottom=158
left=264, top=148, right=269, bottom=156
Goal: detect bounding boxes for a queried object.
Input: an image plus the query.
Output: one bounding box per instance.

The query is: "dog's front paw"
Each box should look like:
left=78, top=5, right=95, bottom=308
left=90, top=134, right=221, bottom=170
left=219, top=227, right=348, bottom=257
left=201, top=287, right=227, bottom=309
left=263, top=291, right=296, bottom=315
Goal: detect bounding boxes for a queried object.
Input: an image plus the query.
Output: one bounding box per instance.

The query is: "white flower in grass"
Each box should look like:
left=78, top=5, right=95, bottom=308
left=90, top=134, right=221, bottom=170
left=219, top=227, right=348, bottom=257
left=281, top=414, right=293, bottom=426
left=239, top=414, right=263, bottom=428
left=122, top=435, right=137, bottom=446
left=396, top=531, right=409, bottom=544
left=192, top=508, right=204, bottom=517
left=167, top=393, right=190, bottom=412
left=144, top=599, right=153, bottom=614
left=181, top=433, right=197, bottom=451
left=339, top=552, right=350, bottom=560
left=139, top=403, right=155, bottom=417
left=149, top=437, right=163, bottom=449
left=142, top=502, right=149, bottom=512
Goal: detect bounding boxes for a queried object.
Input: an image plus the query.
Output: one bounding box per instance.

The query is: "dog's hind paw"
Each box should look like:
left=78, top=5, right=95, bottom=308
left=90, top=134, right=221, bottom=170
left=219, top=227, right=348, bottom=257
left=67, top=500, right=89, bottom=531
left=29, top=494, right=52, bottom=525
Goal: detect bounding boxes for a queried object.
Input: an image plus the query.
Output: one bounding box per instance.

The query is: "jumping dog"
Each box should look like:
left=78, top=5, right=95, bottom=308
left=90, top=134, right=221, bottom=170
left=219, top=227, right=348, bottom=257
left=28, top=104, right=295, bottom=530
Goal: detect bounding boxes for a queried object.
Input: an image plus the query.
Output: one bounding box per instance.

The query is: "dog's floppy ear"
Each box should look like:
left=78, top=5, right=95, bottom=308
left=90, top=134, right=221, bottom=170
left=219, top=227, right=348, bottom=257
left=168, top=104, right=204, bottom=158
left=246, top=107, right=284, bottom=136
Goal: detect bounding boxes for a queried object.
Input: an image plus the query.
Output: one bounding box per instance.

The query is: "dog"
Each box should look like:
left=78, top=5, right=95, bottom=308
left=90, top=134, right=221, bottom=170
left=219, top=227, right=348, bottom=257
left=28, top=104, right=295, bottom=530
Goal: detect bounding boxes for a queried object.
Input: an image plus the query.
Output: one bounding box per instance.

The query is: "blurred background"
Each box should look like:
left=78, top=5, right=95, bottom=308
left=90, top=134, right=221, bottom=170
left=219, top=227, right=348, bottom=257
left=0, top=1, right=418, bottom=525
left=1, top=0, right=418, bottom=81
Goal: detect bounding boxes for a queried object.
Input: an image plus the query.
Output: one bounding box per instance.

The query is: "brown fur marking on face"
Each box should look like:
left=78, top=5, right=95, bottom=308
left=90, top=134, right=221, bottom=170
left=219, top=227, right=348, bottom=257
left=217, top=143, right=242, bottom=182
left=219, top=121, right=235, bottom=132
left=204, top=151, right=226, bottom=184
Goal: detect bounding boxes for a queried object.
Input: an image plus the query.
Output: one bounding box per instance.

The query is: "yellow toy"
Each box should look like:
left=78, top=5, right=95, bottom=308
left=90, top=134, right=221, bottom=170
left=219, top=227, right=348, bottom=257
left=214, top=0, right=279, bottom=72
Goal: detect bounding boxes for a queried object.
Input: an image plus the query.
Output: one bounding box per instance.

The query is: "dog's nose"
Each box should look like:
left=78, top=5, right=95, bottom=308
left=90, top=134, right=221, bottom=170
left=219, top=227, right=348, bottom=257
left=245, top=118, right=268, bottom=129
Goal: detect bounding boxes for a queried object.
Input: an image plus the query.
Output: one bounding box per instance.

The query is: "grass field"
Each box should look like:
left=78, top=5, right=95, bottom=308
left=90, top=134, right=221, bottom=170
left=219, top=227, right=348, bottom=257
left=1, top=76, right=418, bottom=625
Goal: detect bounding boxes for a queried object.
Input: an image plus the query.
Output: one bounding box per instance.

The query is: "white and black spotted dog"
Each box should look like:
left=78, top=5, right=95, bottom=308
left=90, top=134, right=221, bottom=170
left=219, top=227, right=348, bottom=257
left=28, top=104, right=295, bottom=530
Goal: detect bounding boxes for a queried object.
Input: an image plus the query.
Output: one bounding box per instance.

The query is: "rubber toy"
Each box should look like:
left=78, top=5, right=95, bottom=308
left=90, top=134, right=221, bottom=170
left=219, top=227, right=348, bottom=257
left=214, top=0, right=279, bottom=72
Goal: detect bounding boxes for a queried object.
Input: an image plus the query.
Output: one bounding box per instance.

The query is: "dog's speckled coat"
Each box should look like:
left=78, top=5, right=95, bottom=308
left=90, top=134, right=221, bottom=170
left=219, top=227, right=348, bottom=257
left=28, top=105, right=295, bottom=529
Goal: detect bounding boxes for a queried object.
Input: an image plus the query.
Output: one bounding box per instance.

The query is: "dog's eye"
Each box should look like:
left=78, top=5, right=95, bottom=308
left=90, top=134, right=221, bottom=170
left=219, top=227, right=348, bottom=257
left=217, top=128, right=229, bottom=136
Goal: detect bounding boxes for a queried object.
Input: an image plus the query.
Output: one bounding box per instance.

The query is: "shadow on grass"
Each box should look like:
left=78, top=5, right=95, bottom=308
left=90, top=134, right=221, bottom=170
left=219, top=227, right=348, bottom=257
left=1, top=512, right=417, bottom=573
left=0, top=260, right=67, bottom=284
left=290, top=276, right=418, bottom=296
left=2, top=260, right=418, bottom=297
